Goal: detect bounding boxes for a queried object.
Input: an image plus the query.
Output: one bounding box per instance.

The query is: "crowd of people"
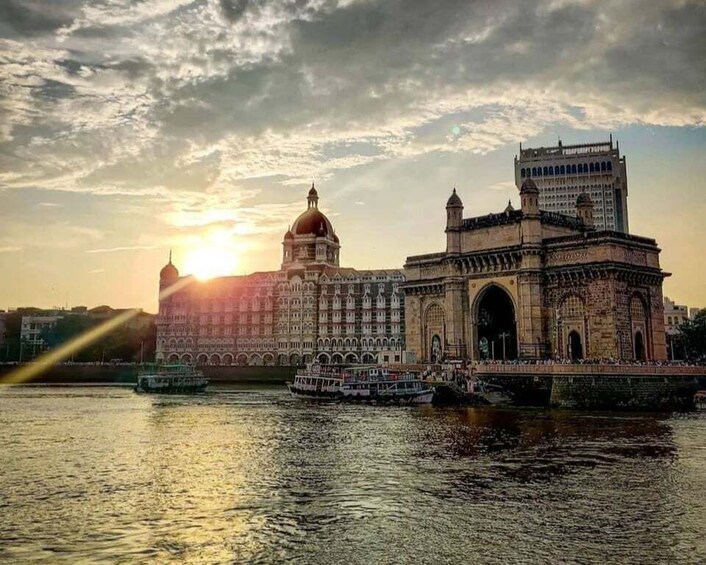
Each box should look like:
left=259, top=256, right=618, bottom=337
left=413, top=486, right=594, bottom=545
left=472, top=357, right=704, bottom=367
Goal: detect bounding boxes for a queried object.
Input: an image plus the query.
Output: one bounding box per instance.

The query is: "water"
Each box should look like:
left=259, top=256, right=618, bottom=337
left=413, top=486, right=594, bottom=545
left=1, top=386, right=705, bottom=564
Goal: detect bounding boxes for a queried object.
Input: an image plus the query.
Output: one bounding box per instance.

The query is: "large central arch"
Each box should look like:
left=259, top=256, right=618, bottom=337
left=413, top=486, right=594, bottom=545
left=474, top=285, right=517, bottom=360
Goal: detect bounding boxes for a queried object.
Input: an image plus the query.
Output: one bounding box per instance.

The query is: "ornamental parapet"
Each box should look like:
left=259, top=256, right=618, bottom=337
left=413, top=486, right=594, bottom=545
left=544, top=262, right=668, bottom=285
left=462, top=210, right=522, bottom=230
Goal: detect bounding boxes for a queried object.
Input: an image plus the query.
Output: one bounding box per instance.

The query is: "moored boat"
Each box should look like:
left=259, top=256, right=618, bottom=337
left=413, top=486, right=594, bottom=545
left=286, top=363, right=344, bottom=399
left=695, top=390, right=706, bottom=411
left=134, top=363, right=208, bottom=394
left=340, top=366, right=434, bottom=404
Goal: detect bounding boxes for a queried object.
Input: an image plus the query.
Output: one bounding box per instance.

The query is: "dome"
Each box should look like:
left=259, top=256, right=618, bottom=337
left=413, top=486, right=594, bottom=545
left=160, top=261, right=178, bottom=280
left=446, top=188, right=463, bottom=207
left=576, top=192, right=593, bottom=207
left=333, top=232, right=340, bottom=243
left=520, top=178, right=539, bottom=194
left=308, top=184, right=318, bottom=197
left=291, top=207, right=334, bottom=237
left=504, top=199, right=515, bottom=213
left=284, top=229, right=294, bottom=240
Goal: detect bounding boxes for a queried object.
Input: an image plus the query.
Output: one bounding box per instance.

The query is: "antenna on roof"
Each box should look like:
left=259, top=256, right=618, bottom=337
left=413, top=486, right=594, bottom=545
left=169, top=249, right=172, bottom=264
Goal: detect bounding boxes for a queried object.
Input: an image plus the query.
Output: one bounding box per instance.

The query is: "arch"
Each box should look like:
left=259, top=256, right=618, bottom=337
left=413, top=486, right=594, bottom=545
left=222, top=353, right=233, bottom=366
left=250, top=353, right=263, bottom=366
left=289, top=353, right=301, bottom=366
left=532, top=167, right=537, bottom=176
left=542, top=166, right=548, bottom=176
left=474, top=284, right=517, bottom=360
left=362, top=353, right=375, bottom=363
left=332, top=352, right=344, bottom=364
left=196, top=353, right=208, bottom=365
left=568, top=330, right=583, bottom=360
left=236, top=353, right=248, bottom=366
left=548, top=166, right=554, bottom=175
left=303, top=354, right=313, bottom=364
left=168, top=338, right=177, bottom=349
left=180, top=353, right=193, bottom=364
left=601, top=161, right=607, bottom=172
left=277, top=354, right=288, bottom=366
left=521, top=168, right=526, bottom=178
left=634, top=331, right=646, bottom=361
left=607, top=161, right=612, bottom=171
left=167, top=353, right=179, bottom=363
left=571, top=164, right=577, bottom=174
left=344, top=352, right=359, bottom=364
left=263, top=353, right=275, bottom=366
left=210, top=353, right=221, bottom=365
left=177, top=338, right=185, bottom=349
left=424, top=302, right=446, bottom=362
left=317, top=352, right=331, bottom=364
left=560, top=165, right=565, bottom=174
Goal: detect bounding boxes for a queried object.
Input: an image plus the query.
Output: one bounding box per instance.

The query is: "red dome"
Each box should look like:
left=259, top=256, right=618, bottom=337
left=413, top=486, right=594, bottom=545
left=160, top=262, right=178, bottom=280
left=291, top=208, right=333, bottom=237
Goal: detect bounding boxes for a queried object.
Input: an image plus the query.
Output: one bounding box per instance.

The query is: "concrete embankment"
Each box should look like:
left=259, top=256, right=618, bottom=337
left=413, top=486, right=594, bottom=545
left=473, top=365, right=706, bottom=410
left=0, top=364, right=297, bottom=385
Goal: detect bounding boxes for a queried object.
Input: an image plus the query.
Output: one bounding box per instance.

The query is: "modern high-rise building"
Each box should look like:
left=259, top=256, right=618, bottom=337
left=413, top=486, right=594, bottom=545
left=514, top=137, right=629, bottom=232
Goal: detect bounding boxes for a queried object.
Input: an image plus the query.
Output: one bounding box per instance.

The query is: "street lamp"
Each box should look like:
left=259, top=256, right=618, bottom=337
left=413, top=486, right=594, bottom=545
left=499, top=332, right=510, bottom=361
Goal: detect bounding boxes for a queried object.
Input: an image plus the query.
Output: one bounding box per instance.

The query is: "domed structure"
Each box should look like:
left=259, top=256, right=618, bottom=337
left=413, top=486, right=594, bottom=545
left=576, top=191, right=593, bottom=207
left=159, top=250, right=179, bottom=285
left=446, top=188, right=463, bottom=207
left=282, top=185, right=340, bottom=269
left=520, top=178, right=539, bottom=194
left=291, top=208, right=334, bottom=236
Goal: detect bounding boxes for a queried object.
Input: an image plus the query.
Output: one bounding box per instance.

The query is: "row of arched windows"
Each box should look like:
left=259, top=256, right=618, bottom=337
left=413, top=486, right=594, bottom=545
left=521, top=161, right=613, bottom=178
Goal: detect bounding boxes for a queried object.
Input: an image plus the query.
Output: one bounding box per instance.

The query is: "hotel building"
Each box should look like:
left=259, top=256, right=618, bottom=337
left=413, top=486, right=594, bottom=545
left=156, top=186, right=405, bottom=365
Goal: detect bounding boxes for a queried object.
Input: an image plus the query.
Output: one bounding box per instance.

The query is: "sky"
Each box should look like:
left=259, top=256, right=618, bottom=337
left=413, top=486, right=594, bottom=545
left=0, top=0, right=704, bottom=313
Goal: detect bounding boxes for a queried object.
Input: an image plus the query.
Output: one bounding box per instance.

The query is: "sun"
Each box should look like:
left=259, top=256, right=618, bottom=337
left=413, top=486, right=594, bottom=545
left=183, top=231, right=240, bottom=280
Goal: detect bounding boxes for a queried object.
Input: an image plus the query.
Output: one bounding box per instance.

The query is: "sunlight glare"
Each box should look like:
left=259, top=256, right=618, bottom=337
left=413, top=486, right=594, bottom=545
left=183, top=231, right=240, bottom=280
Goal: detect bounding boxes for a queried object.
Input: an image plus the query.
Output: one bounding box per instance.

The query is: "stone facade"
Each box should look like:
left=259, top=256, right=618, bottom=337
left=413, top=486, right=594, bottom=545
left=156, top=186, right=405, bottom=366
left=403, top=180, right=668, bottom=362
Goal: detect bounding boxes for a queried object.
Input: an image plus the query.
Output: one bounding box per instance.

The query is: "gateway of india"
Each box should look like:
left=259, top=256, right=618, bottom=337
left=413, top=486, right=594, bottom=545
left=157, top=170, right=668, bottom=366
left=403, top=179, right=667, bottom=362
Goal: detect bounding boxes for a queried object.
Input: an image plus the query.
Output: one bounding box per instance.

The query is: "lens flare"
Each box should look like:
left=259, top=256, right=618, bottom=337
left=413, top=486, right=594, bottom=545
left=0, top=277, right=195, bottom=386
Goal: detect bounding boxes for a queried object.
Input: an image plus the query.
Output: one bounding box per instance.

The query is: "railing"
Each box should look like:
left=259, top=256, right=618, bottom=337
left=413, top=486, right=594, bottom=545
left=472, top=364, right=705, bottom=377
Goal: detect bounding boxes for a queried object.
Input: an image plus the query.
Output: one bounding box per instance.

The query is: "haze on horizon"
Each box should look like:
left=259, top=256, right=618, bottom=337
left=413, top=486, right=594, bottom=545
left=1, top=0, right=704, bottom=313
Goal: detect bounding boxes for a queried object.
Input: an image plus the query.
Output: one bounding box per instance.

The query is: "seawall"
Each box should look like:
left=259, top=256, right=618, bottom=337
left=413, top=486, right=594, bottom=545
left=0, top=364, right=297, bottom=385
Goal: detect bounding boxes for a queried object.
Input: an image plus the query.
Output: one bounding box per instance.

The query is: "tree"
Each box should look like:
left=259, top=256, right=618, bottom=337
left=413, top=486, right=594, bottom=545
left=677, top=309, right=706, bottom=361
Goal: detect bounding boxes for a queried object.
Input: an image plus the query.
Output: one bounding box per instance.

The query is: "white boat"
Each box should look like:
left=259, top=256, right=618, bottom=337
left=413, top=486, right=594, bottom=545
left=134, top=363, right=208, bottom=394
left=695, top=390, right=706, bottom=411
left=287, top=364, right=434, bottom=404
left=339, top=366, right=434, bottom=404
left=287, top=363, right=344, bottom=399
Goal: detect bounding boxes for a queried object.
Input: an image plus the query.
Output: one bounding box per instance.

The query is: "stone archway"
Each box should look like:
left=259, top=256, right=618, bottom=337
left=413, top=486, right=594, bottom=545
left=167, top=353, right=179, bottom=363
left=568, top=330, right=583, bottom=360
left=474, top=285, right=517, bottom=360
left=331, top=353, right=344, bottom=364
left=196, top=353, right=208, bottom=365
left=423, top=303, right=445, bottom=363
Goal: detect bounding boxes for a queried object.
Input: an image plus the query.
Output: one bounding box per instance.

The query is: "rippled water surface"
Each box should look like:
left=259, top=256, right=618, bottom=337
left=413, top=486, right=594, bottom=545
left=1, top=386, right=706, bottom=564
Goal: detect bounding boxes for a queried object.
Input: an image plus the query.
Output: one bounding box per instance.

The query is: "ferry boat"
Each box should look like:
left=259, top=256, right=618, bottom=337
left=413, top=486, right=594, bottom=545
left=340, top=366, right=434, bottom=404
left=287, top=364, right=434, bottom=404
left=286, top=363, right=344, bottom=399
left=134, top=363, right=209, bottom=394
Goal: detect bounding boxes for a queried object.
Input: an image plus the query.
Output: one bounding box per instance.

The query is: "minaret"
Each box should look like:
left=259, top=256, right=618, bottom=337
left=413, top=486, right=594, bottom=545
left=576, top=192, right=595, bottom=229
left=445, top=188, right=463, bottom=255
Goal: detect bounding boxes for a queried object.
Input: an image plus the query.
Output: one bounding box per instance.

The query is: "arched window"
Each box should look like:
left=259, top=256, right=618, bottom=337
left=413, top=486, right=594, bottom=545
left=560, top=165, right=565, bottom=174
left=587, top=162, right=593, bottom=173
left=601, top=161, right=607, bottom=172
left=537, top=168, right=542, bottom=177
left=571, top=164, right=577, bottom=174
left=548, top=166, right=554, bottom=175
left=607, top=161, right=612, bottom=171
left=630, top=296, right=646, bottom=321
left=542, top=166, right=548, bottom=176
left=561, top=295, right=584, bottom=318
left=532, top=167, right=537, bottom=176
left=577, top=163, right=583, bottom=173
left=521, top=168, right=526, bottom=178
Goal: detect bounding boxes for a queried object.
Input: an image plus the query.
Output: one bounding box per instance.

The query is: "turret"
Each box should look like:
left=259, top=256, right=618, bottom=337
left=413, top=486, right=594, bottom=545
left=445, top=188, right=463, bottom=254
left=520, top=178, right=540, bottom=216
left=159, top=250, right=179, bottom=290
left=307, top=182, right=319, bottom=209
left=576, top=191, right=595, bottom=229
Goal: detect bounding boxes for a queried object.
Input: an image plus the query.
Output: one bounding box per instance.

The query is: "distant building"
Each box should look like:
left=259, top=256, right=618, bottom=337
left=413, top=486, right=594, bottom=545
left=20, top=315, right=62, bottom=349
left=156, top=186, right=405, bottom=366
left=0, top=312, right=7, bottom=347
left=514, top=136, right=629, bottom=232
left=663, top=297, right=690, bottom=335
left=403, top=181, right=668, bottom=362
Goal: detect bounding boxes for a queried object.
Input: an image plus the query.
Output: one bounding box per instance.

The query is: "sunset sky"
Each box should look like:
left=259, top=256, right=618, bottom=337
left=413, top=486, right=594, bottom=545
left=1, top=0, right=704, bottom=313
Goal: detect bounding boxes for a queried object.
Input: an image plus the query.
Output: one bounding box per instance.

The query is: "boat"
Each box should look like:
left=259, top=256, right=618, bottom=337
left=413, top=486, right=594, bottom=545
left=286, top=363, right=344, bottom=399
left=695, top=390, right=706, bottom=411
left=339, top=366, right=434, bottom=404
left=134, top=363, right=209, bottom=394
left=287, top=363, right=434, bottom=404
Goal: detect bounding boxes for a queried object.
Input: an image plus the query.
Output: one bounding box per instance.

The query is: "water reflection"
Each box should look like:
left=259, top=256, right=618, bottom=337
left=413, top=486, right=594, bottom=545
left=0, top=386, right=704, bottom=564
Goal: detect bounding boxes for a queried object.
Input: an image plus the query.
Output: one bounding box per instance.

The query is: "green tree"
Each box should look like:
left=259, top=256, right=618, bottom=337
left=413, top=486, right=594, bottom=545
left=677, top=309, right=706, bottom=361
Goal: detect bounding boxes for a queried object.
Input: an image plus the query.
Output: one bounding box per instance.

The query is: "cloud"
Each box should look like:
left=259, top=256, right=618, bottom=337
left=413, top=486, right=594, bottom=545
left=85, top=245, right=158, bottom=253
left=0, top=0, right=703, bottom=226
left=0, top=246, right=22, bottom=253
